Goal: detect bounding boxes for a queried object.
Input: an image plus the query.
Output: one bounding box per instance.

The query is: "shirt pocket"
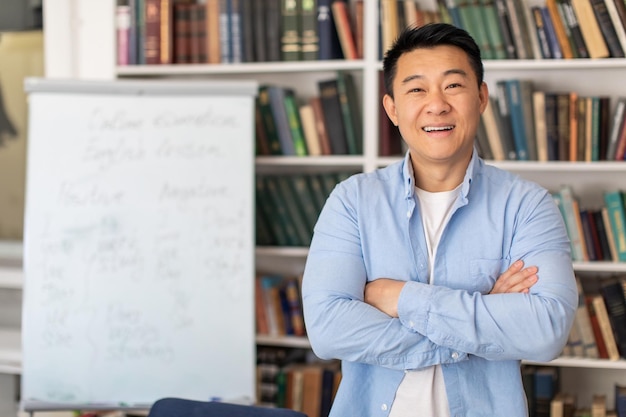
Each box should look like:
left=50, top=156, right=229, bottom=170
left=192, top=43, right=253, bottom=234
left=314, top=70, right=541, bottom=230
left=469, top=258, right=504, bottom=294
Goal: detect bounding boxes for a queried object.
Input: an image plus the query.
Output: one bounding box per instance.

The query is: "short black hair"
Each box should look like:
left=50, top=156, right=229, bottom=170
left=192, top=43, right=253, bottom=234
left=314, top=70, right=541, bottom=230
left=382, top=23, right=484, bottom=98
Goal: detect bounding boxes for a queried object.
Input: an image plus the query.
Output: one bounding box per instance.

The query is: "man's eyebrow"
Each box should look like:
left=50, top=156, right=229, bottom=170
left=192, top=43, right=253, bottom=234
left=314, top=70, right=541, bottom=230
left=400, top=69, right=468, bottom=84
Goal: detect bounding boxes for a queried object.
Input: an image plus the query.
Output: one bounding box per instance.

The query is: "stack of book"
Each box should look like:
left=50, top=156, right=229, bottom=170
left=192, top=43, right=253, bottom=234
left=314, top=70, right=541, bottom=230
left=380, top=0, right=626, bottom=61
left=115, top=0, right=363, bottom=66
left=473, top=80, right=626, bottom=162
left=256, top=71, right=363, bottom=157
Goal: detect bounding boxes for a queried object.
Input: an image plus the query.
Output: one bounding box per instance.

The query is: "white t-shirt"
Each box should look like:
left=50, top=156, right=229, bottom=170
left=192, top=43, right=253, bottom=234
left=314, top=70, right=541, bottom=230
left=388, top=184, right=461, bottom=417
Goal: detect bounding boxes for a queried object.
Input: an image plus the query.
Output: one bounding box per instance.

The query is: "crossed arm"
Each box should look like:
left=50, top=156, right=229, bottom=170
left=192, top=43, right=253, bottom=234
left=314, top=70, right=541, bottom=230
left=364, top=260, right=539, bottom=318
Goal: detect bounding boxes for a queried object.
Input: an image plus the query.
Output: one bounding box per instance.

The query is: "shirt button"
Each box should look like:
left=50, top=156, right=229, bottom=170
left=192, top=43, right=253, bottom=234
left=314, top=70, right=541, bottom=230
left=406, top=210, right=411, bottom=218
left=381, top=404, right=388, bottom=411
left=451, top=352, right=459, bottom=359
left=408, top=321, right=415, bottom=328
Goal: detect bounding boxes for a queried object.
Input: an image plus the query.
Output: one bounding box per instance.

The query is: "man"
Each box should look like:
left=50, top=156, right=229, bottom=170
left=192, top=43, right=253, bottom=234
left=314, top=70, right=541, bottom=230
left=301, top=23, right=577, bottom=416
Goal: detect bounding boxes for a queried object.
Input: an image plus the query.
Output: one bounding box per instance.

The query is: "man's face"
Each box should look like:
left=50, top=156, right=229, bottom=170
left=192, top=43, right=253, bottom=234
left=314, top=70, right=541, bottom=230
left=383, top=45, right=488, bottom=168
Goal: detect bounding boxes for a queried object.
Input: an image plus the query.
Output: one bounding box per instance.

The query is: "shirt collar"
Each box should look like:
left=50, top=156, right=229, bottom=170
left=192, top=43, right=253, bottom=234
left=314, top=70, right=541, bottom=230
left=401, top=148, right=481, bottom=201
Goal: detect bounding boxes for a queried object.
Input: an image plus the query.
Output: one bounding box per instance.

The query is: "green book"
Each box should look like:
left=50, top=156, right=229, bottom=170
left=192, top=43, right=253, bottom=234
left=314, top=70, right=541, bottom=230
left=289, top=174, right=322, bottom=232
left=275, top=175, right=313, bottom=246
left=336, top=70, right=363, bottom=155
left=257, top=86, right=284, bottom=155
left=281, top=0, right=301, bottom=60
left=479, top=0, right=507, bottom=59
left=256, top=176, right=290, bottom=246
left=283, top=89, right=308, bottom=156
left=604, top=190, right=626, bottom=261
left=300, top=0, right=319, bottom=60
left=264, top=175, right=302, bottom=246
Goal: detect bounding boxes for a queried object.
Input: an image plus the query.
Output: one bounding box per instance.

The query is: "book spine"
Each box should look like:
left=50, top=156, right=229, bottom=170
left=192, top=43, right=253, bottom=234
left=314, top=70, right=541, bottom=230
left=604, top=190, right=626, bottom=261
left=116, top=5, right=131, bottom=66
left=144, top=0, right=161, bottom=65
left=206, top=0, right=222, bottom=63
left=590, top=0, right=626, bottom=57
left=283, top=90, right=309, bottom=156
left=281, top=0, right=301, bottom=60
left=541, top=6, right=564, bottom=59
left=559, top=0, right=590, bottom=58
left=493, top=0, right=517, bottom=58
left=505, top=79, right=530, bottom=161
left=300, top=0, right=319, bottom=60
left=331, top=0, right=358, bottom=60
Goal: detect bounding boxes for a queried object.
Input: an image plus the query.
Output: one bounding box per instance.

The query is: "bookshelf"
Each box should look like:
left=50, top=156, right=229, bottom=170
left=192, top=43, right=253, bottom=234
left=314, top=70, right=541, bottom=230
left=0, top=0, right=621, bottom=413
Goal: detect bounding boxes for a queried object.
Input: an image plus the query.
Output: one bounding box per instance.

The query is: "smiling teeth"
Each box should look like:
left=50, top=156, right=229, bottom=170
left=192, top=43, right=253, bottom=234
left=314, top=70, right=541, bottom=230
left=423, top=126, right=453, bottom=132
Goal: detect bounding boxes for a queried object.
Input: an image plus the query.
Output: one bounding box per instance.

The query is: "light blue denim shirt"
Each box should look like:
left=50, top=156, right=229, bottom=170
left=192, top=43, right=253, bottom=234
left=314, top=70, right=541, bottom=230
left=302, top=150, right=577, bottom=417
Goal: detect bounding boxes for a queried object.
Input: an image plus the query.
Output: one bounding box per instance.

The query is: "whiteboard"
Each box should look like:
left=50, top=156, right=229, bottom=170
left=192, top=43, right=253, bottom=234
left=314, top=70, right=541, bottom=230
left=21, top=78, right=258, bottom=410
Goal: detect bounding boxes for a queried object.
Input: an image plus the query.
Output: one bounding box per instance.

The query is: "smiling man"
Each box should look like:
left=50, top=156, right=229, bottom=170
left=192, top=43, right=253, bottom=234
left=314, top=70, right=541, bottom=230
left=302, top=23, right=577, bottom=417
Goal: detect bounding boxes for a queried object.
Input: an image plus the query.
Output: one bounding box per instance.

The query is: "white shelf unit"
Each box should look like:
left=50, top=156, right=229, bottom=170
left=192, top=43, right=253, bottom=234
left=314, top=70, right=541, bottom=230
left=29, top=0, right=626, bottom=411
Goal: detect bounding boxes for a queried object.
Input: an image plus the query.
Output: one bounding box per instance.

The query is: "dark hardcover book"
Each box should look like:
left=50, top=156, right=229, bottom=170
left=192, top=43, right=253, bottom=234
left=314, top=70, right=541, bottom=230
left=504, top=0, right=534, bottom=59
left=135, top=0, right=146, bottom=64
left=319, top=367, right=336, bottom=417
left=606, top=97, right=626, bottom=160
left=240, top=0, right=255, bottom=62
left=558, top=0, right=590, bottom=58
left=267, top=86, right=297, bottom=155
left=275, top=175, right=313, bottom=246
left=255, top=100, right=272, bottom=156
left=255, top=200, right=276, bottom=246
left=378, top=71, right=403, bottom=157
left=531, top=6, right=554, bottom=58
left=504, top=79, right=531, bottom=161
left=533, top=367, right=559, bottom=417
left=300, top=0, right=319, bottom=60
left=599, top=96, right=611, bottom=160
left=266, top=0, right=282, bottom=61
left=494, top=80, right=517, bottom=160
left=277, top=284, right=295, bottom=335
left=556, top=93, right=571, bottom=161
left=544, top=92, right=560, bottom=161
left=493, top=0, right=517, bottom=58
left=284, top=276, right=306, bottom=336
left=189, top=4, right=207, bottom=63
left=256, top=176, right=289, bottom=246
left=264, top=175, right=302, bottom=246
left=257, top=87, right=284, bottom=155
left=540, top=6, right=564, bottom=58
left=281, top=0, right=301, bottom=60
left=336, top=70, right=363, bottom=155
left=616, top=384, right=626, bottom=417
left=289, top=174, right=321, bottom=232
left=173, top=2, right=191, bottom=64
left=590, top=0, right=626, bottom=57
left=317, top=0, right=344, bottom=59
left=455, top=0, right=495, bottom=59
left=318, top=78, right=349, bottom=154
left=579, top=208, right=599, bottom=261
left=252, top=0, right=267, bottom=62
left=475, top=113, right=494, bottom=160
left=600, top=279, right=626, bottom=357
left=593, top=208, right=613, bottom=261
left=305, top=174, right=329, bottom=214
left=127, top=0, right=138, bottom=65
left=143, top=0, right=173, bottom=64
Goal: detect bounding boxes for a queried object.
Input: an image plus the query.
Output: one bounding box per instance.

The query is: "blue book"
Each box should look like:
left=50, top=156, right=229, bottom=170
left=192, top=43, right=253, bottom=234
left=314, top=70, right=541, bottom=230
left=540, top=6, right=563, bottom=59
left=504, top=79, right=530, bottom=161
left=317, top=0, right=343, bottom=60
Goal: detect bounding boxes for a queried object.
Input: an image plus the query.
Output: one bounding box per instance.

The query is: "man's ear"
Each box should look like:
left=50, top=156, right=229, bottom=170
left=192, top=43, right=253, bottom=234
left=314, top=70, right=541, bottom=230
left=478, top=82, right=489, bottom=114
left=382, top=94, right=399, bottom=126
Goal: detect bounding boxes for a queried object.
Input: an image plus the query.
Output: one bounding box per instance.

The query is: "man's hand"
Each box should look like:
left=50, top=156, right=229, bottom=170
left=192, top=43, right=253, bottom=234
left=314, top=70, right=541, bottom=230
left=489, top=260, right=538, bottom=294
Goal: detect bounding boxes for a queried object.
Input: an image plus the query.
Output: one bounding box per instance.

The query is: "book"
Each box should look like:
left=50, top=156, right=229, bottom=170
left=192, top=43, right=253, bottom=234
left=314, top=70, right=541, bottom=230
left=556, top=93, right=571, bottom=161
left=381, top=0, right=400, bottom=55
left=257, top=86, right=285, bottom=155
left=252, top=0, right=268, bottom=62
left=317, top=0, right=344, bottom=59
left=299, top=103, right=322, bottom=156
left=479, top=0, right=507, bottom=59
left=600, top=278, right=626, bottom=357
left=559, top=0, right=591, bottom=58
left=331, top=0, right=358, bottom=60
left=532, top=90, right=548, bottom=162
left=616, top=384, right=626, bottom=417
left=606, top=97, right=626, bottom=160
left=229, top=0, right=244, bottom=63
left=556, top=185, right=587, bottom=261
left=546, top=0, right=575, bottom=58
left=571, top=0, right=610, bottom=58
left=586, top=295, right=610, bottom=359
left=590, top=0, right=626, bottom=57
left=493, top=84, right=518, bottom=160
left=604, top=190, right=626, bottom=261
left=143, top=0, right=173, bottom=65
left=309, top=96, right=333, bottom=155
left=591, top=293, right=621, bottom=360
left=531, top=6, right=554, bottom=58
left=544, top=92, right=560, bottom=160
left=205, top=0, right=221, bottom=63
left=574, top=276, right=599, bottom=358
left=282, top=89, right=309, bottom=156
left=493, top=0, right=517, bottom=58
left=281, top=0, right=301, bottom=61
left=266, top=0, right=283, bottom=61
left=300, top=0, right=319, bottom=60
left=504, top=79, right=532, bottom=161
left=267, top=86, right=298, bottom=156
left=541, top=6, right=564, bottom=59
left=336, top=70, right=362, bottom=154
left=116, top=5, right=131, bottom=66
left=481, top=96, right=506, bottom=161
left=240, top=0, right=255, bottom=62
left=318, top=78, right=349, bottom=154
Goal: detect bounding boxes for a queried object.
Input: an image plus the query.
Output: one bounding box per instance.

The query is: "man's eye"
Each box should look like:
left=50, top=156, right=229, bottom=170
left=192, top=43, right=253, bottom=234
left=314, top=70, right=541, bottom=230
left=447, top=83, right=462, bottom=89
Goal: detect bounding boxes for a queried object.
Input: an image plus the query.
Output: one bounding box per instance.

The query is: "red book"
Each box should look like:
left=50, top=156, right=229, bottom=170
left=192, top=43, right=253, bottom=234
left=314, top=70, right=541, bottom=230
left=586, top=295, right=609, bottom=359
left=331, top=0, right=358, bottom=60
